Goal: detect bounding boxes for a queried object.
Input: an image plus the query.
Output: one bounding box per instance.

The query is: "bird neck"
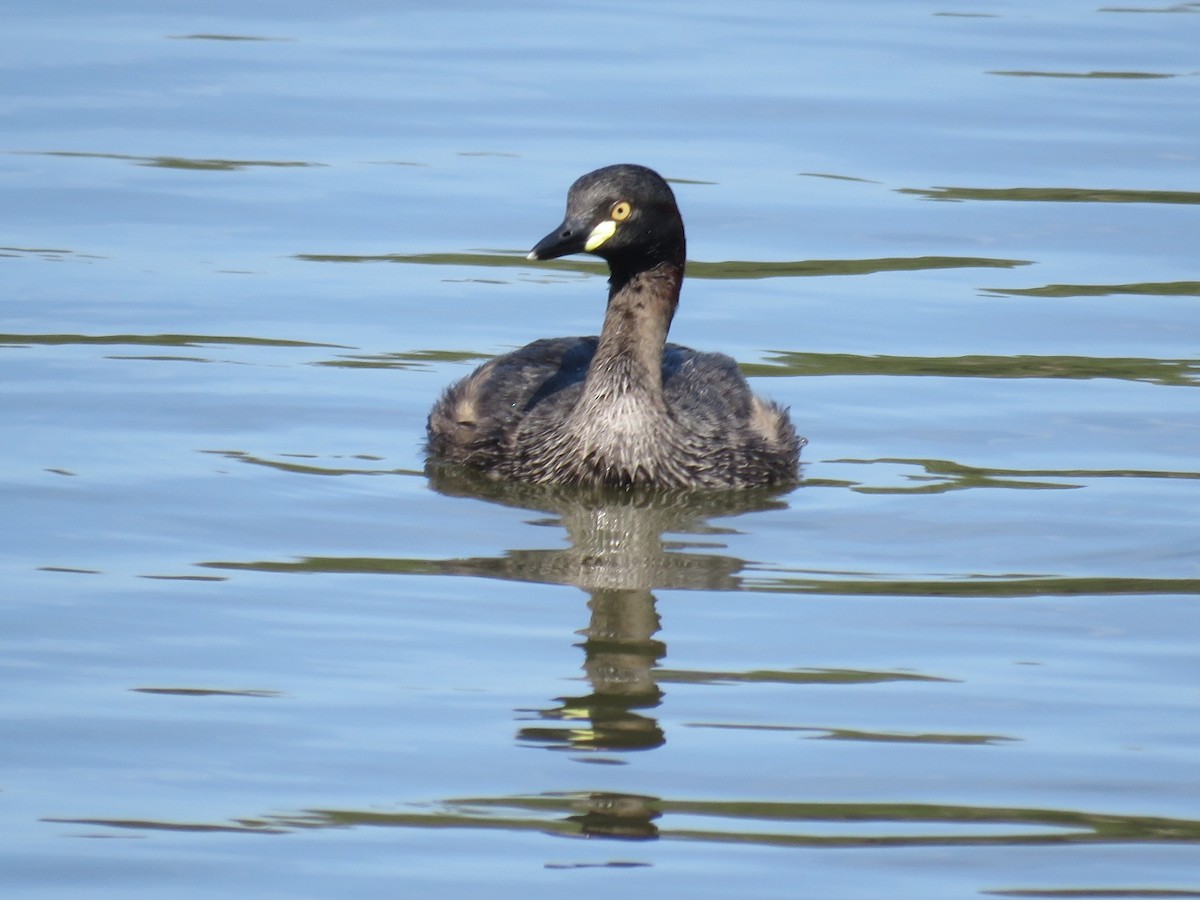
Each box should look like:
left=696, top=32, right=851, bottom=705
left=582, top=261, right=683, bottom=404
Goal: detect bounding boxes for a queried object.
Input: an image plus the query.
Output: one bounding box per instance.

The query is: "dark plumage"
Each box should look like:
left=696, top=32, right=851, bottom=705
left=426, top=164, right=804, bottom=489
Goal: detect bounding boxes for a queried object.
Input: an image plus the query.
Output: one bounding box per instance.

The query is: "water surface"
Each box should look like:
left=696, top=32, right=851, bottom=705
left=3, top=2, right=1199, bottom=898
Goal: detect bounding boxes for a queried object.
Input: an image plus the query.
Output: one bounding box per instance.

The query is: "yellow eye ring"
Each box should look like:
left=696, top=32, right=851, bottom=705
left=610, top=201, right=632, bottom=221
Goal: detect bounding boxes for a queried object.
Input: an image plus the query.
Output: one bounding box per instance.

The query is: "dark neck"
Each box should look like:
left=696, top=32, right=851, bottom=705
left=581, top=261, right=683, bottom=403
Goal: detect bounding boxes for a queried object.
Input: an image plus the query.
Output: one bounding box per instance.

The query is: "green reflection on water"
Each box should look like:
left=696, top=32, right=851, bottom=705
left=129, top=696, right=280, bottom=700
left=314, top=349, right=488, bottom=370
left=899, top=185, right=1200, bottom=204
left=808, top=728, right=1014, bottom=746
left=1100, top=2, right=1200, bottom=11
left=197, top=553, right=1200, bottom=599
left=989, top=70, right=1177, bottom=79
left=0, top=333, right=485, bottom=373
left=167, top=34, right=292, bottom=41
left=18, top=150, right=321, bottom=171
left=201, top=450, right=416, bottom=478
left=831, top=457, right=1200, bottom=495
left=750, top=574, right=1200, bottom=598
left=9, top=335, right=1192, bottom=391
left=685, top=256, right=1031, bottom=279
left=746, top=352, right=1200, bottom=386
left=798, top=172, right=883, bottom=183
left=985, top=281, right=1200, bottom=298
left=106, top=355, right=212, bottom=363
left=294, top=251, right=1031, bottom=279
left=47, top=794, right=1200, bottom=848
left=692, top=724, right=1015, bottom=745
left=203, top=556, right=443, bottom=575
left=840, top=460, right=1195, bottom=482
left=655, top=667, right=954, bottom=686
left=0, top=333, right=346, bottom=349
left=986, top=889, right=1200, bottom=898
left=0, top=245, right=92, bottom=260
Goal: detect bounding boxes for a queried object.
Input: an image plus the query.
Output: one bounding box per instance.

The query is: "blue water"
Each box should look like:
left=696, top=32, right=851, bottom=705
left=3, top=2, right=1199, bottom=897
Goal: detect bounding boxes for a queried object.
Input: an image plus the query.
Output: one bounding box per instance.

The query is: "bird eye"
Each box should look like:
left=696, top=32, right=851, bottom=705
left=610, top=201, right=632, bottom=221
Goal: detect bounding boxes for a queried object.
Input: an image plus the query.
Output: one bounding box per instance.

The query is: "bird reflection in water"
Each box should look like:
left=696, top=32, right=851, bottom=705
left=522, top=587, right=667, bottom=751
left=425, top=463, right=793, bottom=755
left=564, top=791, right=661, bottom=841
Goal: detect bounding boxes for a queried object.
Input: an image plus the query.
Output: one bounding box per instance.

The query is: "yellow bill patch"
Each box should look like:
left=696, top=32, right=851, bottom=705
left=584, top=219, right=617, bottom=251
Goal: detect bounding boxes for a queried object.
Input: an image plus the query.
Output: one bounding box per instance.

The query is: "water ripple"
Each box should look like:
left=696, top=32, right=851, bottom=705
left=46, top=794, right=1200, bottom=848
